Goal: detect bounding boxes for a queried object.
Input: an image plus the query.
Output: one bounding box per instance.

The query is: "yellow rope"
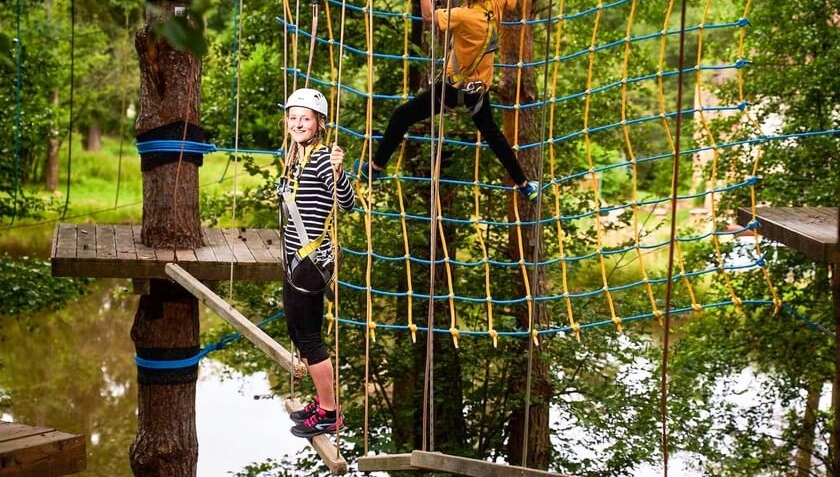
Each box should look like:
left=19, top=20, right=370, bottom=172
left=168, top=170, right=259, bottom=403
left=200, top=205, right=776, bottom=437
left=361, top=0, right=375, bottom=456
left=547, top=0, right=578, bottom=338
left=581, top=1, right=622, bottom=331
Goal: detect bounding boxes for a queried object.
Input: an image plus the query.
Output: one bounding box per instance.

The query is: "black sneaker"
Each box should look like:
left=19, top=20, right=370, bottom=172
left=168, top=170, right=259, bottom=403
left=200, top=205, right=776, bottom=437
left=289, top=396, right=319, bottom=424
left=290, top=408, right=344, bottom=438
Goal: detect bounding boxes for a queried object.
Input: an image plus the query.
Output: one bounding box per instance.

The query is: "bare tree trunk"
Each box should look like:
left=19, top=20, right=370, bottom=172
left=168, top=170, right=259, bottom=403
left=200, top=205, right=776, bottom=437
left=498, top=0, right=551, bottom=469
left=795, top=381, right=821, bottom=477
left=84, top=122, right=102, bottom=152
left=130, top=2, right=203, bottom=475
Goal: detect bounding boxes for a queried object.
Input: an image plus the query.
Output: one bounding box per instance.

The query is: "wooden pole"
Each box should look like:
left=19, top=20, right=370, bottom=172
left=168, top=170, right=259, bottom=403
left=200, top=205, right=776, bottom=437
left=130, top=2, right=203, bottom=475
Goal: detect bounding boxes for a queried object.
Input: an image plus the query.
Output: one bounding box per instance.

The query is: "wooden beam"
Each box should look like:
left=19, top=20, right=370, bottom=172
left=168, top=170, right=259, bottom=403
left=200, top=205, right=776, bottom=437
left=284, top=399, right=348, bottom=475
left=356, top=453, right=416, bottom=472
left=737, top=206, right=838, bottom=263
left=410, top=451, right=571, bottom=477
left=0, top=421, right=86, bottom=477
left=164, top=263, right=297, bottom=374
left=166, top=264, right=348, bottom=474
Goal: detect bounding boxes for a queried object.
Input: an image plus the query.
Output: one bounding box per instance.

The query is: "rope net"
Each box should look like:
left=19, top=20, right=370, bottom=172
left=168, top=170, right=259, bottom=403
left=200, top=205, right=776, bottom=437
left=270, top=0, right=789, bottom=344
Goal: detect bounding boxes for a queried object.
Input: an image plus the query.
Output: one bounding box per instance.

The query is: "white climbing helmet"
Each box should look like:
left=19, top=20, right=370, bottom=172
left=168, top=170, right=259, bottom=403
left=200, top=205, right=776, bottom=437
left=284, top=88, right=329, bottom=117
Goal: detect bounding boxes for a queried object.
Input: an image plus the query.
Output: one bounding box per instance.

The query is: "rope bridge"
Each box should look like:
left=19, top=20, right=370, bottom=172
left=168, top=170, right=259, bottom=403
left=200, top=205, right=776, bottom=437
left=269, top=0, right=783, bottom=343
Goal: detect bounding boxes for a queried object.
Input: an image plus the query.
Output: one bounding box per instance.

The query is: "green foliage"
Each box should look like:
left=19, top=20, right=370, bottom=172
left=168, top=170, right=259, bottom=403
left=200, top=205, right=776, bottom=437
left=0, top=253, right=91, bottom=317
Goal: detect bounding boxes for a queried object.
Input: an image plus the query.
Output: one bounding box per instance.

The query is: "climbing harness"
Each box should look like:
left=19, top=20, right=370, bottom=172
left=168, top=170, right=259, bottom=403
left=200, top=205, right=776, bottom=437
left=277, top=143, right=336, bottom=296
left=442, top=0, right=498, bottom=116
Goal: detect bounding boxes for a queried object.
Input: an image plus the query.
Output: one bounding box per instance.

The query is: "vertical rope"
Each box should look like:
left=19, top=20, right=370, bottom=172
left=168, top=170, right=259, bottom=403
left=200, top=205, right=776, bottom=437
left=547, top=0, right=576, bottom=337
left=216, top=0, right=243, bottom=183
left=9, top=0, right=22, bottom=228
left=620, top=1, right=660, bottom=325
left=362, top=0, right=376, bottom=455
left=114, top=8, right=131, bottom=209
left=660, top=1, right=690, bottom=474
left=228, top=0, right=244, bottom=302
left=521, top=0, right=554, bottom=464
left=324, top=0, right=349, bottom=457
left=60, top=0, right=76, bottom=220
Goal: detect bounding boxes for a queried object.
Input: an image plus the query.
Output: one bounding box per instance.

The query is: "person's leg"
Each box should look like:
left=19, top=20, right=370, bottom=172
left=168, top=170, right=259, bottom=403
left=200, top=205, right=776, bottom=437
left=372, top=82, right=447, bottom=170
left=307, top=358, right=336, bottom=411
left=284, top=277, right=330, bottom=398
left=469, top=95, right=528, bottom=186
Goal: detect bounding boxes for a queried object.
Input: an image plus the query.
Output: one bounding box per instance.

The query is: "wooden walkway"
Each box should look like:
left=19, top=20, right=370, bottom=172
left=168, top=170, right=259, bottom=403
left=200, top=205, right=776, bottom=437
left=737, top=206, right=837, bottom=263
left=0, top=421, right=85, bottom=477
left=51, top=223, right=284, bottom=281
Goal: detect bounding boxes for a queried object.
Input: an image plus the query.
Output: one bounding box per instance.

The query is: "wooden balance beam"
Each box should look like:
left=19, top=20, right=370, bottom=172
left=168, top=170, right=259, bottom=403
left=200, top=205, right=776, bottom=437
left=357, top=451, right=571, bottom=477
left=165, top=263, right=348, bottom=475
left=0, top=421, right=85, bottom=477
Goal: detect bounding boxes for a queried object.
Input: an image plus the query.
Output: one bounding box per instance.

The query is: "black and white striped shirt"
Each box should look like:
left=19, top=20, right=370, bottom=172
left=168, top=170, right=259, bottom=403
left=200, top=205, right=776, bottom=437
left=282, top=145, right=355, bottom=266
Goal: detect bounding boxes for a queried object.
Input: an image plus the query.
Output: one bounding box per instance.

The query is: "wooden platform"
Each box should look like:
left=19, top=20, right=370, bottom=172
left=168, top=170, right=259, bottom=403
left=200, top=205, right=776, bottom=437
left=737, top=207, right=838, bottom=263
left=51, top=223, right=284, bottom=281
left=0, top=421, right=85, bottom=477
left=358, top=451, right=570, bottom=476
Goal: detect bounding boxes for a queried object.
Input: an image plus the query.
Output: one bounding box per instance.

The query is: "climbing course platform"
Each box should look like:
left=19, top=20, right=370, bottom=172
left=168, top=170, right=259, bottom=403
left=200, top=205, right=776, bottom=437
left=0, top=421, right=85, bottom=477
left=737, top=206, right=838, bottom=263
left=51, top=223, right=283, bottom=280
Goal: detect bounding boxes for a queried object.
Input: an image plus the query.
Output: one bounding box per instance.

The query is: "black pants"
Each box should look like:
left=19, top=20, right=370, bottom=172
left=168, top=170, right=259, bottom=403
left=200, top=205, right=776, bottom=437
left=372, top=80, right=528, bottom=186
left=284, top=269, right=329, bottom=365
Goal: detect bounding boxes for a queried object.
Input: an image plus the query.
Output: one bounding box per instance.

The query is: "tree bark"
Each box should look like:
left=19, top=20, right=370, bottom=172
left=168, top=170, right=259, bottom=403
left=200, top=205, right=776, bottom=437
left=794, top=380, right=820, bottom=477
left=84, top=122, right=102, bottom=151
left=135, top=1, right=202, bottom=249
left=498, top=0, right=552, bottom=469
left=130, top=2, right=203, bottom=475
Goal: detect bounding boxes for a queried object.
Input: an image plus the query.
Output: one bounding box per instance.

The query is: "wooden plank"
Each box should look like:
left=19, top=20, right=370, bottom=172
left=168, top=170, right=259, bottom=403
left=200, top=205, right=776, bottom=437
left=0, top=423, right=53, bottom=443
left=410, top=451, right=570, bottom=477
left=132, top=225, right=157, bottom=260
left=114, top=225, right=137, bottom=261
left=0, top=422, right=85, bottom=477
left=284, top=399, right=348, bottom=475
left=357, top=453, right=416, bottom=472
left=75, top=223, right=96, bottom=259
left=240, top=228, right=278, bottom=264
left=95, top=225, right=117, bottom=260
left=52, top=224, right=77, bottom=260
left=222, top=228, right=257, bottom=263
left=737, top=206, right=838, bottom=263
left=165, top=263, right=296, bottom=372
left=203, top=228, right=235, bottom=263
left=257, top=229, right=285, bottom=262
left=194, top=228, right=218, bottom=263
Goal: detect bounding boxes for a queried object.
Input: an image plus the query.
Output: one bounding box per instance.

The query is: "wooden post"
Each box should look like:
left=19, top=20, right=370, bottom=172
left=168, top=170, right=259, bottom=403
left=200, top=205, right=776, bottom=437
left=130, top=2, right=203, bottom=475
left=833, top=211, right=840, bottom=476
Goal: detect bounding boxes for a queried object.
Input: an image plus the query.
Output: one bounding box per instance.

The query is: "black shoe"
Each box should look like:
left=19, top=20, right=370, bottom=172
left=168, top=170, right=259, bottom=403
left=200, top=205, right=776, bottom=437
left=289, top=396, right=319, bottom=424
left=290, top=408, right=344, bottom=438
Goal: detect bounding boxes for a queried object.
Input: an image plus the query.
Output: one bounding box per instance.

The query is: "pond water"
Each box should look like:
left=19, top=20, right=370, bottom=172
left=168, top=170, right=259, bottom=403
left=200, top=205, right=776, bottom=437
left=0, top=278, right=309, bottom=476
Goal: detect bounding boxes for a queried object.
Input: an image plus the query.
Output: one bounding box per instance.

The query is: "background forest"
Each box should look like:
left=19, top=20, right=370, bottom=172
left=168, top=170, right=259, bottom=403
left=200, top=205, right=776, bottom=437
left=2, top=0, right=840, bottom=476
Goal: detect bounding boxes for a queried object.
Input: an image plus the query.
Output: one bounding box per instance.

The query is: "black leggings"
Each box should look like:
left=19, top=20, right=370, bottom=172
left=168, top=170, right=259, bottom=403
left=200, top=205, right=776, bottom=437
left=284, top=272, right=329, bottom=365
left=372, top=81, right=528, bottom=186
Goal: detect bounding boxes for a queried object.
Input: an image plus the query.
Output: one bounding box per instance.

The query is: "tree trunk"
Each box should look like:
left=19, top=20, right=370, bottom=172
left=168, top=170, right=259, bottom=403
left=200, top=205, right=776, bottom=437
left=130, top=2, right=203, bottom=475
left=794, top=381, right=821, bottom=477
left=498, top=0, right=552, bottom=469
left=84, top=122, right=102, bottom=152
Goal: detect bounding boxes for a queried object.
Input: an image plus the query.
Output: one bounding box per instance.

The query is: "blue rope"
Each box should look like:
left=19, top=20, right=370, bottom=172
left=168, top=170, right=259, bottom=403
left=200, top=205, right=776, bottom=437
left=132, top=299, right=831, bottom=370
left=134, top=311, right=284, bottom=370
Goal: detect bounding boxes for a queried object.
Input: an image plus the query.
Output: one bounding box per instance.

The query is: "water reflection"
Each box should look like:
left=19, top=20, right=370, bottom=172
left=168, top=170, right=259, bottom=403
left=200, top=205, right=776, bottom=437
left=0, top=279, right=305, bottom=476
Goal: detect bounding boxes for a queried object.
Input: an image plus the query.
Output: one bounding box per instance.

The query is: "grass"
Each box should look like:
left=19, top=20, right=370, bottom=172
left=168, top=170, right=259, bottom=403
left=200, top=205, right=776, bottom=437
left=0, top=135, right=280, bottom=256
